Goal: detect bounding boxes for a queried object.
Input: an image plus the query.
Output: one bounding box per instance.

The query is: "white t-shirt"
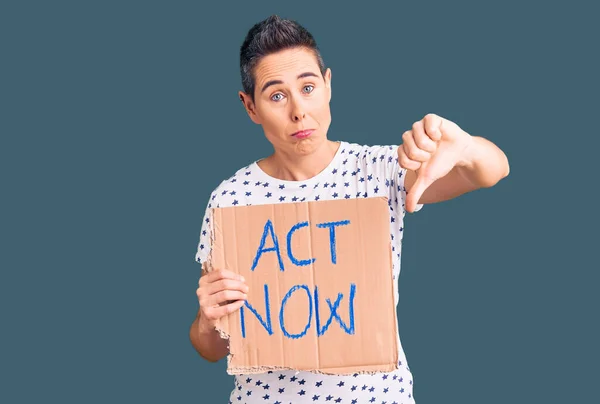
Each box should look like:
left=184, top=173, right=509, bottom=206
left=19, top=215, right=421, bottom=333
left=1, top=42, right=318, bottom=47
left=195, top=140, right=423, bottom=404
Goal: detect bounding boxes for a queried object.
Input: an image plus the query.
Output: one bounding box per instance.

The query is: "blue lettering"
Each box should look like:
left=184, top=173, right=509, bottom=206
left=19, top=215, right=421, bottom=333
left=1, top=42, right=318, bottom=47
left=286, top=221, right=316, bottom=267
left=240, top=284, right=273, bottom=337
left=279, top=284, right=313, bottom=339
left=251, top=219, right=285, bottom=271
left=314, top=283, right=356, bottom=335
left=316, top=220, right=350, bottom=264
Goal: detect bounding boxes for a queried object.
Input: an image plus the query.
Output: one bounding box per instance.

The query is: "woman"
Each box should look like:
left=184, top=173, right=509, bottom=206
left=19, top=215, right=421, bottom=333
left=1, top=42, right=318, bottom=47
left=190, top=14, right=509, bottom=404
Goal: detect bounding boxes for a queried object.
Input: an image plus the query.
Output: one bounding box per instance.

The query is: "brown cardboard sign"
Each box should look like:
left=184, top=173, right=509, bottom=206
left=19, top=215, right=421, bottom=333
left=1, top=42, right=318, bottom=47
left=206, top=196, right=398, bottom=375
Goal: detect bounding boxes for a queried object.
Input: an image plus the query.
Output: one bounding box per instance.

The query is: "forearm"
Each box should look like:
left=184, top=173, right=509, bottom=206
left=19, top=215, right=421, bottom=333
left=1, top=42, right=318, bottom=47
left=189, top=308, right=229, bottom=363
left=457, top=135, right=510, bottom=188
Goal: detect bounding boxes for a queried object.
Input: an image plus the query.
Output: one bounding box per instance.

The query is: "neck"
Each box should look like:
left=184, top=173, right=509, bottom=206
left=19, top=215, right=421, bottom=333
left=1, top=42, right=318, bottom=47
left=260, top=140, right=340, bottom=181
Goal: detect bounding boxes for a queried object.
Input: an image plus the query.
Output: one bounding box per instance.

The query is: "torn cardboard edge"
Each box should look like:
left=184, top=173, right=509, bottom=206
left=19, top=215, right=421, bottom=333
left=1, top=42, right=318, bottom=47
left=202, top=197, right=400, bottom=376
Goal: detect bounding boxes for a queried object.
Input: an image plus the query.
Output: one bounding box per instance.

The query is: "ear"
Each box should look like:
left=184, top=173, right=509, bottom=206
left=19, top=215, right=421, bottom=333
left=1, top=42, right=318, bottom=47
left=324, top=68, right=332, bottom=103
left=238, top=91, right=261, bottom=125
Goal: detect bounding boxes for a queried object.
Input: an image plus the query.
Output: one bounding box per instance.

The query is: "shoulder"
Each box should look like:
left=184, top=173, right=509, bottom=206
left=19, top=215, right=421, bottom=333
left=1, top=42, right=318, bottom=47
left=206, top=163, right=256, bottom=207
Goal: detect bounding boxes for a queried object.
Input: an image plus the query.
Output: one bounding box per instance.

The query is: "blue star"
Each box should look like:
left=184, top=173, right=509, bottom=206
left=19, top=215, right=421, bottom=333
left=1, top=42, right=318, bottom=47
left=343, top=159, right=348, bottom=165
left=199, top=244, right=204, bottom=250
left=279, top=196, right=285, bottom=202
left=332, top=168, right=338, bottom=174
left=316, top=381, right=323, bottom=387
left=263, top=384, right=269, bottom=389
left=374, top=186, right=379, bottom=193
left=345, top=194, right=350, bottom=199
left=246, top=391, right=252, bottom=396
left=332, top=192, right=338, bottom=198
left=245, top=171, right=251, bottom=176
left=331, top=182, right=337, bottom=187
left=400, top=388, right=404, bottom=393
left=361, top=385, right=367, bottom=390
left=265, top=192, right=272, bottom=198
left=368, top=174, right=373, bottom=181
left=231, top=178, right=237, bottom=183
left=298, top=390, right=306, bottom=396
left=312, top=395, right=320, bottom=401
left=298, top=379, right=306, bottom=385
left=243, top=181, right=249, bottom=185
left=315, top=195, right=320, bottom=201
left=221, top=190, right=228, bottom=195
left=255, top=181, right=261, bottom=186
left=232, top=200, right=239, bottom=205
left=344, top=182, right=350, bottom=187
left=359, top=177, right=365, bottom=182
left=290, top=376, right=297, bottom=382
left=278, top=388, right=285, bottom=393
left=278, top=374, right=285, bottom=380
left=202, top=230, right=206, bottom=235
left=326, top=395, right=334, bottom=400
left=372, top=157, right=377, bottom=163
left=245, top=377, right=252, bottom=383
left=351, top=385, right=357, bottom=391
left=263, top=182, right=269, bottom=188
left=324, top=182, right=329, bottom=187
left=292, top=196, right=298, bottom=201
left=255, top=380, right=262, bottom=386
left=369, top=386, right=375, bottom=392
left=384, top=387, right=389, bottom=393
left=246, top=191, right=251, bottom=196
left=279, top=184, right=285, bottom=189
left=337, top=381, right=345, bottom=387
left=262, top=394, right=269, bottom=399
left=300, top=184, right=307, bottom=188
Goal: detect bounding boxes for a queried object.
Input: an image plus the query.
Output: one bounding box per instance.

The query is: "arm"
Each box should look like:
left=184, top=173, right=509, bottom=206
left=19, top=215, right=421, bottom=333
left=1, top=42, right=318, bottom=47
left=189, top=308, right=229, bottom=363
left=403, top=135, right=510, bottom=203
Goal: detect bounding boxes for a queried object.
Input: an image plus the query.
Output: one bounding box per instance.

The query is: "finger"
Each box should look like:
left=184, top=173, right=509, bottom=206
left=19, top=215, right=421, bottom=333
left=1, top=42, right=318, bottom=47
left=406, top=173, right=431, bottom=213
left=398, top=146, right=422, bottom=171
left=412, top=121, right=438, bottom=153
left=402, top=130, right=431, bottom=162
left=206, top=278, right=250, bottom=296
left=201, top=268, right=245, bottom=285
left=207, top=299, right=245, bottom=319
left=206, top=290, right=248, bottom=307
left=423, top=114, right=443, bottom=142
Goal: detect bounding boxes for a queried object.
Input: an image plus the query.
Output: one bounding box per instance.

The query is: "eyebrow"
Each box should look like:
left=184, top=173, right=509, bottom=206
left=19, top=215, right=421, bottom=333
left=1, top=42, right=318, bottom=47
left=260, top=72, right=320, bottom=94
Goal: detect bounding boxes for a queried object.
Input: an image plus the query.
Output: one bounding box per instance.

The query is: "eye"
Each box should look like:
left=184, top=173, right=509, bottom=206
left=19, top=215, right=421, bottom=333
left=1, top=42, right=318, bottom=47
left=271, top=93, right=284, bottom=102
left=303, top=85, right=314, bottom=93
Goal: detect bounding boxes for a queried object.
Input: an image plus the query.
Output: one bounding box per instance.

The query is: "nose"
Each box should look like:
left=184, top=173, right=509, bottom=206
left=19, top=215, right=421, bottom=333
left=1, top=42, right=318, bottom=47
left=290, top=97, right=306, bottom=122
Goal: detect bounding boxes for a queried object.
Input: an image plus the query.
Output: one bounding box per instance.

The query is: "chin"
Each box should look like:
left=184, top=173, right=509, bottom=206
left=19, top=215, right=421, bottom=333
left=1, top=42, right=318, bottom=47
left=292, top=136, right=321, bottom=155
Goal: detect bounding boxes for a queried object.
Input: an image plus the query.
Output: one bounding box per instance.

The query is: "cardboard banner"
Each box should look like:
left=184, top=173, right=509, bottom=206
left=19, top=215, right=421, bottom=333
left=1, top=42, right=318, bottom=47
left=207, top=196, right=398, bottom=375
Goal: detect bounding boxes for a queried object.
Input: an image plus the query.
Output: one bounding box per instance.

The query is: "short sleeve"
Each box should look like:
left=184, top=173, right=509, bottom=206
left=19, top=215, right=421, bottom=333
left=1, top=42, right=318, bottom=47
left=194, top=194, right=216, bottom=265
left=366, top=144, right=423, bottom=215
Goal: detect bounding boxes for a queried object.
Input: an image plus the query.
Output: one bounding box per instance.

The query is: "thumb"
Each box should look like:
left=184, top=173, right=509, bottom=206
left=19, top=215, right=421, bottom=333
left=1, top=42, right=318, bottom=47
left=406, top=169, right=434, bottom=213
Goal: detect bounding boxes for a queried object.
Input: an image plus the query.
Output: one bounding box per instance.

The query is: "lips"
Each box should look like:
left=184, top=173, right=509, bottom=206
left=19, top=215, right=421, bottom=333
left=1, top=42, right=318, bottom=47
left=291, top=129, right=315, bottom=138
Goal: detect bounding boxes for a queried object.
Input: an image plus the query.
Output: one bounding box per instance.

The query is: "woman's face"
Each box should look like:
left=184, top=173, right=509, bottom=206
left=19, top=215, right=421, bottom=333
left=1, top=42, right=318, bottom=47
left=239, top=47, right=332, bottom=156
